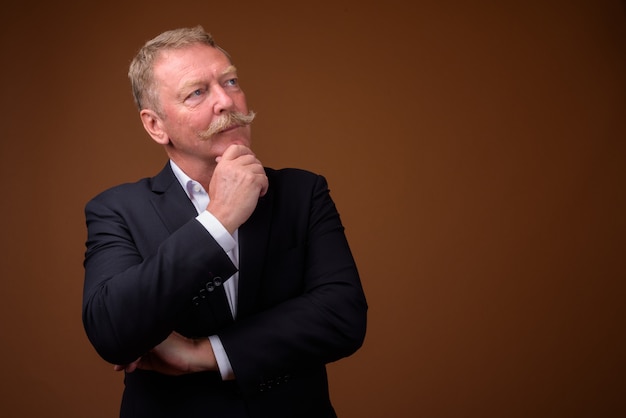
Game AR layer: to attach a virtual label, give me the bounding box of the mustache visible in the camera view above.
[198,110,256,139]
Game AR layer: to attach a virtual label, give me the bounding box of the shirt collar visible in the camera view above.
[169,160,209,214]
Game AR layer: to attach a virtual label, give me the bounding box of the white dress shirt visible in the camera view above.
[170,160,236,380]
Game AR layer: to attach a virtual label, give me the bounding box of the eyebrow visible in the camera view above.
[221,65,238,76]
[177,65,239,99]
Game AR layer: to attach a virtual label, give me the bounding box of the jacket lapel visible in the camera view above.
[149,163,198,234]
[237,187,274,319]
[149,162,234,328]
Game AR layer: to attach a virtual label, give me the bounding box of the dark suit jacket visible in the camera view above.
[82,163,367,418]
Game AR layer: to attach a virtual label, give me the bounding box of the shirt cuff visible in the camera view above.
[208,335,235,380]
[196,211,237,254]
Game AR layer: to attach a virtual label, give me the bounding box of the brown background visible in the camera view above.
[1,0,625,417]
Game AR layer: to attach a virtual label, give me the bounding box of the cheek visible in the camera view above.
[178,112,211,133]
[233,93,249,112]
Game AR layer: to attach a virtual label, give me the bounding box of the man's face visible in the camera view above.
[150,43,252,163]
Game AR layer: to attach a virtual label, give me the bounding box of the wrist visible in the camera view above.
[191,338,218,373]
[205,205,237,235]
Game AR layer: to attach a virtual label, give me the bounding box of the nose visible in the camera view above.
[212,86,234,114]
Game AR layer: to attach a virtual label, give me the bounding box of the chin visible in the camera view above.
[226,133,251,147]
[213,139,250,157]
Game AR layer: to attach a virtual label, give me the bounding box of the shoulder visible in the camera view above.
[85,164,174,207]
[87,177,151,202]
[265,167,327,191]
[262,167,333,214]
[84,179,153,220]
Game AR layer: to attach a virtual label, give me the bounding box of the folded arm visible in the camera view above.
[82,195,237,365]
[218,174,368,389]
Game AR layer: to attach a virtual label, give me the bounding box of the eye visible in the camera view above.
[184,88,206,104]
[225,78,238,87]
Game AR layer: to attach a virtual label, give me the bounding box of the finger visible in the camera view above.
[114,357,142,373]
[235,154,264,168]
[259,170,269,196]
[220,144,254,161]
[259,181,269,197]
[113,363,137,373]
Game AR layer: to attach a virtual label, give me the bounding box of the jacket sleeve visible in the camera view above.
[218,174,368,392]
[82,192,238,365]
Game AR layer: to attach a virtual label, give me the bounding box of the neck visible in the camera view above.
[169,156,215,191]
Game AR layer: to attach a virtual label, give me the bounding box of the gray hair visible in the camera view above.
[128,26,230,114]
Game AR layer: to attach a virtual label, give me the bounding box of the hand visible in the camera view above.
[207,144,268,234]
[113,332,218,376]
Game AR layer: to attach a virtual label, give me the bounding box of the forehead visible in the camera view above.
[153,43,234,85]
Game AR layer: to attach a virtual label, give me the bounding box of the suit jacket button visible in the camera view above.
[206,282,215,292]
[198,288,206,299]
[213,277,223,286]
[192,296,200,306]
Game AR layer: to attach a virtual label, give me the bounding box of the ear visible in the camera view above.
[140,109,169,145]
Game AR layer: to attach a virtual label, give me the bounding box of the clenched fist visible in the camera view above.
[207,144,268,234]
